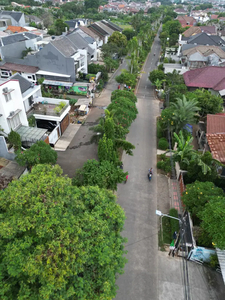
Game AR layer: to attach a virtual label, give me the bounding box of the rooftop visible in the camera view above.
[6,25,28,33]
[183,66,225,90]
[206,133,225,163]
[0,62,39,74]
[207,114,225,134]
[32,97,69,117]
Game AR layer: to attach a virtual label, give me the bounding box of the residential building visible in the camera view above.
[0,32,42,60]
[80,26,103,48]
[25,15,43,26]
[206,114,225,173]
[0,62,39,83]
[178,32,225,56]
[65,19,89,32]
[183,66,225,95]
[88,23,110,44]
[182,26,217,38]
[181,45,225,69]
[5,25,28,34]
[177,16,196,28]
[0,11,26,28]
[0,73,71,146]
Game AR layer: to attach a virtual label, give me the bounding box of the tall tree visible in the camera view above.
[84,0,99,10]
[170,95,200,133]
[0,164,127,299]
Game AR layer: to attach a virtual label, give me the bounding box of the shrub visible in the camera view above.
[158,137,169,150]
[28,115,36,127]
[157,120,164,139]
[8,130,21,151]
[169,208,179,236]
[69,98,77,106]
[157,157,171,173]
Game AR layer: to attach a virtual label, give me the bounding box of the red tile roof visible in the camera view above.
[206,114,225,163]
[6,25,28,33]
[206,134,225,163]
[177,16,196,27]
[207,114,225,134]
[211,14,219,19]
[183,66,225,91]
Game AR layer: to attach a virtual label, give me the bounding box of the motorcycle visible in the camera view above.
[148,172,152,181]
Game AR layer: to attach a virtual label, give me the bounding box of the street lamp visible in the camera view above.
[156,210,181,224]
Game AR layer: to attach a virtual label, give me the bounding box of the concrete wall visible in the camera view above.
[5,43,76,82]
[0,136,16,160]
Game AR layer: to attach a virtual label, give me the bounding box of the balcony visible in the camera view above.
[32,97,70,118]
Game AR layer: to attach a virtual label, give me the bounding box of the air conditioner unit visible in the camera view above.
[3,87,8,93]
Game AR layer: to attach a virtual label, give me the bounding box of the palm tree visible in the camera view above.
[170,95,200,133]
[170,131,221,175]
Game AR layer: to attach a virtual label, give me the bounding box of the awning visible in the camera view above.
[16,126,47,143]
[43,80,73,87]
[78,105,87,111]
[219,89,225,96]
[216,248,225,285]
[36,70,70,78]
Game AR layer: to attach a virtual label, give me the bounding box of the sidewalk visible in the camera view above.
[56,60,129,177]
[157,173,225,299]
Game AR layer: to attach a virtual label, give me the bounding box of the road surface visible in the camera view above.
[115,33,161,300]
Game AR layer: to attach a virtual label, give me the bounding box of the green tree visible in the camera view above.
[182,181,224,217]
[8,130,21,151]
[98,134,118,163]
[108,31,127,48]
[111,90,137,102]
[16,141,57,168]
[122,28,135,40]
[199,195,225,249]
[73,159,126,190]
[185,152,219,184]
[104,57,119,73]
[54,19,69,36]
[170,95,200,133]
[188,89,223,117]
[115,70,136,87]
[101,43,119,59]
[0,164,127,299]
[149,70,165,84]
[84,0,99,11]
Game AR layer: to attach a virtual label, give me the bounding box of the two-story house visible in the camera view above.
[0,73,70,146]
[0,11,26,31]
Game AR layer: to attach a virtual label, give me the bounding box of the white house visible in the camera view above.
[0,73,71,146]
[0,78,28,134]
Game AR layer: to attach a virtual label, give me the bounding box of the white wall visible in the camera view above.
[0,80,28,134]
[23,85,41,112]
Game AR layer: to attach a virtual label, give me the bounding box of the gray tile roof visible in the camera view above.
[76,28,95,44]
[51,37,77,57]
[0,10,23,22]
[1,32,39,46]
[10,73,32,94]
[66,31,94,55]
[187,32,225,46]
[96,21,114,35]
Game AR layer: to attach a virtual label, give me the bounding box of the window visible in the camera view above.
[28,75,32,79]
[28,95,33,106]
[4,93,11,102]
[8,113,21,130]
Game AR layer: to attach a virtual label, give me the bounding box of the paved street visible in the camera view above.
[115,35,161,300]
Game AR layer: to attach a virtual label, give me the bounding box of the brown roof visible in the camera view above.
[80,26,98,40]
[183,26,201,37]
[6,25,28,33]
[207,114,225,134]
[0,62,39,73]
[183,45,225,59]
[206,134,225,163]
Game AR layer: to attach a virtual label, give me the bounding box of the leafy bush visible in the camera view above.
[157,156,171,173]
[8,130,21,151]
[158,137,169,150]
[157,120,164,139]
[28,115,36,127]
[69,98,77,106]
[111,90,137,102]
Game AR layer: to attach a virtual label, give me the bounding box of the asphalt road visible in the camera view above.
[115,34,161,300]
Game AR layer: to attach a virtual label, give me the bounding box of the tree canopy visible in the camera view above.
[108,31,127,48]
[16,141,57,168]
[0,164,127,299]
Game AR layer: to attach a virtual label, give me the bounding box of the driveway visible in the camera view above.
[114,34,161,300]
[56,60,129,177]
